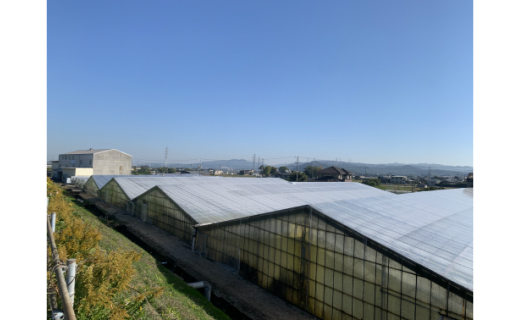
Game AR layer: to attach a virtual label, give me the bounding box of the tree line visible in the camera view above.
[256,165,323,182]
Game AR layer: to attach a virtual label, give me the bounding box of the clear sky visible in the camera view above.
[47,0,473,166]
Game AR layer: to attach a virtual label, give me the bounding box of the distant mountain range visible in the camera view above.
[279,160,472,176]
[145,159,472,177]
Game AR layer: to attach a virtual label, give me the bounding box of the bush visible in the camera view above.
[288,172,308,182]
[47,178,163,319]
[362,179,381,187]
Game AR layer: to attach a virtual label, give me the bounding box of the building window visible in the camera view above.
[89,159,92,165]
[80,160,83,165]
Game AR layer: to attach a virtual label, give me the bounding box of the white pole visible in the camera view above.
[66,259,77,305]
[51,212,56,232]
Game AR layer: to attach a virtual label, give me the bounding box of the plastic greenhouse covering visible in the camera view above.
[88,175,473,319]
[70,176,90,189]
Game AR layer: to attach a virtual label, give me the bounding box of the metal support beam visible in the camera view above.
[191,228,197,252]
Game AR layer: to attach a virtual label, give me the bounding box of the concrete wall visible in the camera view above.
[93,150,132,175]
[74,168,94,176]
[58,154,94,168]
[62,167,94,178]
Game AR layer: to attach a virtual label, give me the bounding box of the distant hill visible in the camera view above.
[276,160,472,177]
[144,159,472,176]
[150,159,256,171]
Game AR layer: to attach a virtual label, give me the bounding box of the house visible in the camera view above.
[316,166,353,182]
[390,176,408,184]
[239,169,253,175]
[427,178,441,186]
[308,176,343,182]
[52,148,132,182]
[276,171,292,179]
[378,175,392,183]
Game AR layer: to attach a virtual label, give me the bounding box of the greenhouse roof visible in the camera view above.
[151,178,393,224]
[313,188,473,291]
[107,176,473,291]
[112,175,214,199]
[93,174,203,190]
[91,175,135,189]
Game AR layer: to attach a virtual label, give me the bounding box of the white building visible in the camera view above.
[52,148,132,181]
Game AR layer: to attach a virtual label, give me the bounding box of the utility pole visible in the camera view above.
[253,154,256,171]
[296,156,299,182]
[199,158,202,175]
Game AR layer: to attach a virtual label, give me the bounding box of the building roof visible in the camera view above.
[112,175,207,199]
[318,166,353,175]
[91,175,133,189]
[151,178,393,225]
[63,149,111,154]
[312,188,473,291]
[62,149,131,156]
[101,175,473,292]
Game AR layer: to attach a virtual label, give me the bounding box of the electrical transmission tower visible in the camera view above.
[164,146,168,169]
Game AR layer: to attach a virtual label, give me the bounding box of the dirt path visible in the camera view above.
[104,209,317,320]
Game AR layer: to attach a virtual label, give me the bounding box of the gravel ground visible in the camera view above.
[94,204,317,320]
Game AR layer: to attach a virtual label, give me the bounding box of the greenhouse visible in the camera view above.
[98,175,205,211]
[70,175,90,189]
[195,188,473,320]
[86,174,186,198]
[88,176,473,319]
[83,175,131,197]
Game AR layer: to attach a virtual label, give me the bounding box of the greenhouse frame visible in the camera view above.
[83,175,130,197]
[89,176,473,320]
[195,190,473,320]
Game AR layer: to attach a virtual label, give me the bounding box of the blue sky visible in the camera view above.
[47,0,473,166]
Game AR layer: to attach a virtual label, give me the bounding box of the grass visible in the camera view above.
[220,174,258,178]
[378,184,415,191]
[65,193,231,320]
